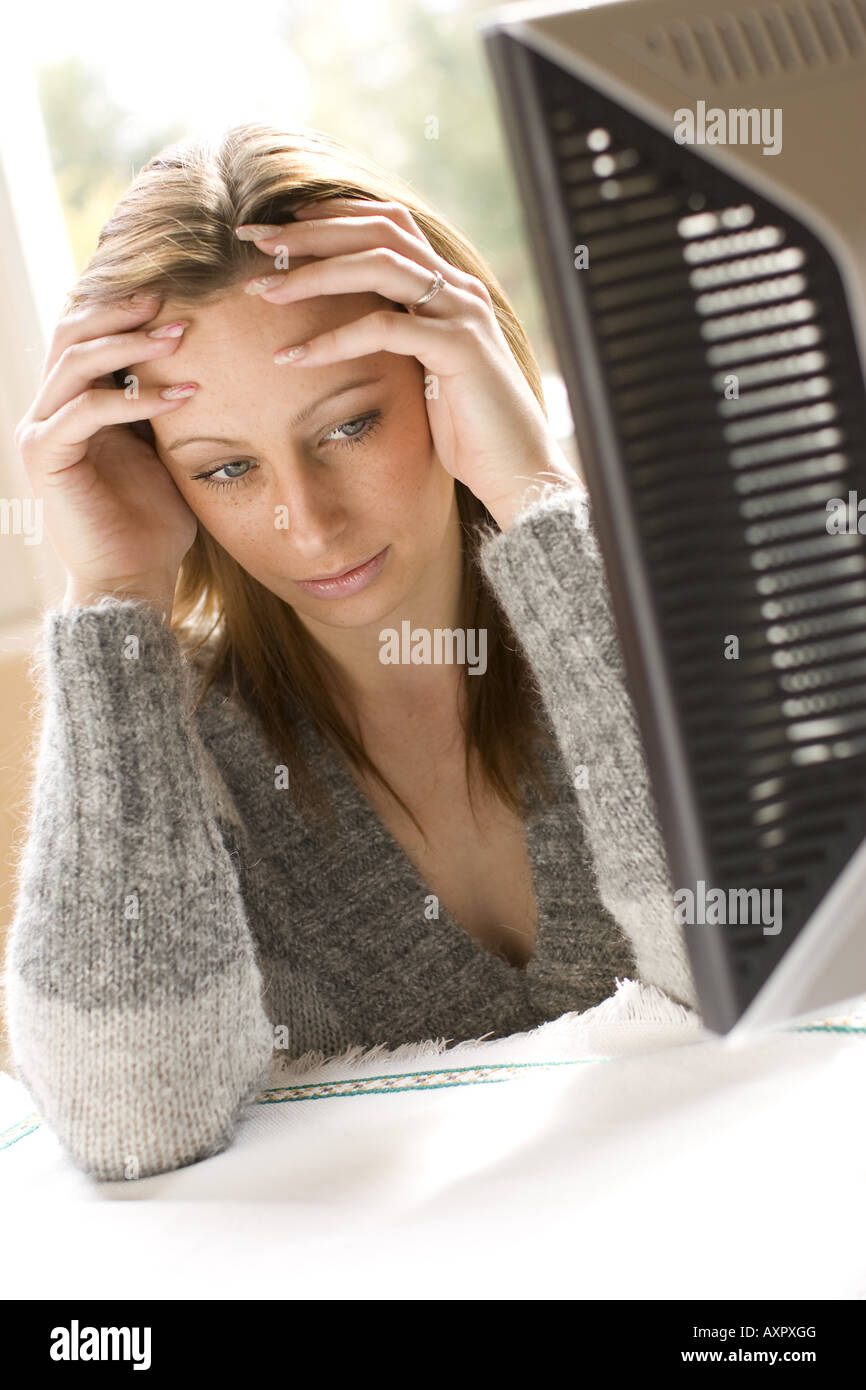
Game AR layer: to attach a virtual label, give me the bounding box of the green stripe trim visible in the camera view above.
[260,1057,605,1104]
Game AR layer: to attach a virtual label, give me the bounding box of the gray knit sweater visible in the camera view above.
[2,485,698,1181]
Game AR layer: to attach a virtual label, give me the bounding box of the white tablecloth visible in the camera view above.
[2,979,865,1300]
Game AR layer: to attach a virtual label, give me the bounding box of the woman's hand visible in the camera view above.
[15,296,201,614]
[236,197,583,530]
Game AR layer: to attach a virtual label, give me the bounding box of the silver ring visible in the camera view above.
[407,269,445,312]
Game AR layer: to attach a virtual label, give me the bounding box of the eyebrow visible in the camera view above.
[162,372,387,453]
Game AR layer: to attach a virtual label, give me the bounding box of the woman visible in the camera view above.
[4,122,697,1181]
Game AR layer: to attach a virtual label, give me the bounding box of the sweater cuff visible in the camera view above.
[41,596,191,698]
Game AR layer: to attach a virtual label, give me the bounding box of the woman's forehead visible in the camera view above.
[130,275,399,384]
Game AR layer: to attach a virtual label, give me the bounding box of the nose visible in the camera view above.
[274,457,350,563]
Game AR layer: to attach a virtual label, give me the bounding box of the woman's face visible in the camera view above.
[129,255,457,638]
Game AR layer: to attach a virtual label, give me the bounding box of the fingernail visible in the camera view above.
[147,320,189,339]
[235,224,285,240]
[274,344,307,364]
[159,383,198,399]
[128,292,160,306]
[244,274,285,294]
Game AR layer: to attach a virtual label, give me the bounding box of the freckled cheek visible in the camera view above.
[183,493,275,555]
[372,432,438,502]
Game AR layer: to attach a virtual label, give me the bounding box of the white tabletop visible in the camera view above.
[2,979,865,1300]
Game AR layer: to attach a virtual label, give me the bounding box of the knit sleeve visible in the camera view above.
[1,598,275,1181]
[476,483,699,1012]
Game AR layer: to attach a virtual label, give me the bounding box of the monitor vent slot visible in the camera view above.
[619,1,866,84]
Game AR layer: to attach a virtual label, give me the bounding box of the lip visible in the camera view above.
[293,545,389,599]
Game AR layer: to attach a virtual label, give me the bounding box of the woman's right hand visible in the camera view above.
[15,294,201,615]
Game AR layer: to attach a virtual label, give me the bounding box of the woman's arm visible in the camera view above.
[476,483,699,1012]
[1,597,275,1181]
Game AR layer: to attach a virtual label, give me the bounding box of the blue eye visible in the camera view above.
[324,411,383,448]
[194,459,255,490]
[192,411,383,490]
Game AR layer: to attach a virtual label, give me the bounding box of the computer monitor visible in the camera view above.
[480,0,866,1036]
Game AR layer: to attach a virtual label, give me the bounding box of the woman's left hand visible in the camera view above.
[235,196,583,530]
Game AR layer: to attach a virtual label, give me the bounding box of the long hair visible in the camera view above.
[61,121,559,838]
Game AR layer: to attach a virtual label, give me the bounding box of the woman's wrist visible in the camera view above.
[484,458,586,531]
[62,577,175,621]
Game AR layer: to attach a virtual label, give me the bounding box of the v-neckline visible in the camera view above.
[298,707,548,975]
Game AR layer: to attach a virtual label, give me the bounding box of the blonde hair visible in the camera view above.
[63,121,559,838]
